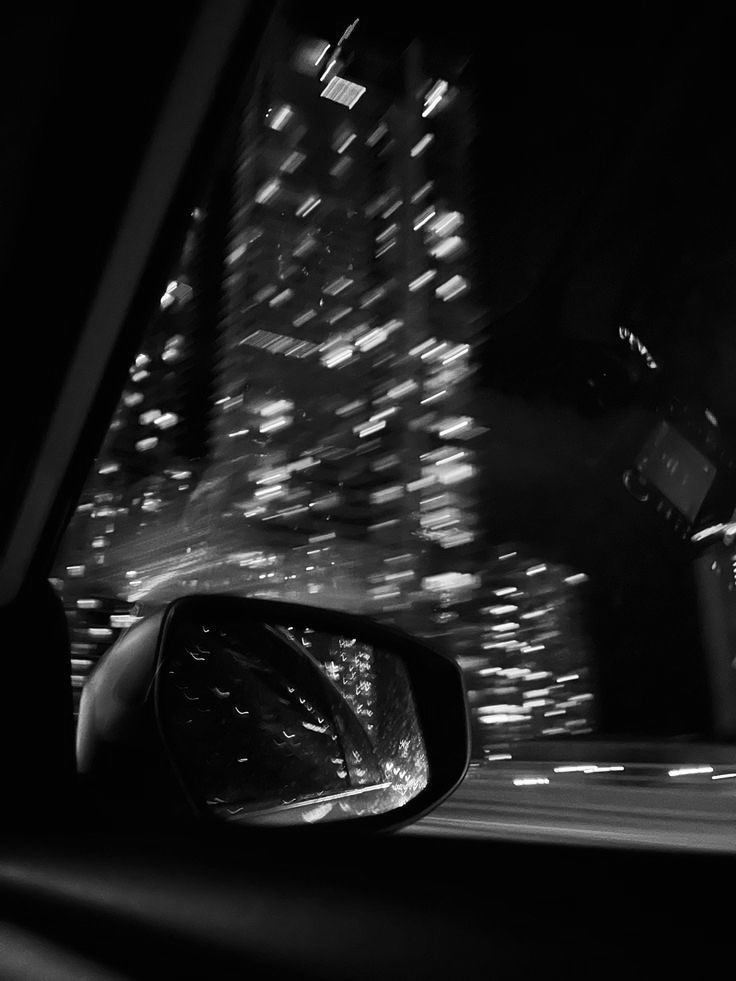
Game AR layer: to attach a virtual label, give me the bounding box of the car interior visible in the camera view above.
[0,2,735,977]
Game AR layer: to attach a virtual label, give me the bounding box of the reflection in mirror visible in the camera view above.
[157,612,429,824]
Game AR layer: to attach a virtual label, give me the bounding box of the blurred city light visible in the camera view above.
[52,7,597,756]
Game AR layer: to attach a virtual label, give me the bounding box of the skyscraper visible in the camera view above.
[51,189,222,695]
[52,4,597,746]
[202,6,484,614]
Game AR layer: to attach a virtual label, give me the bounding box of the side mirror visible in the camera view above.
[78,595,470,831]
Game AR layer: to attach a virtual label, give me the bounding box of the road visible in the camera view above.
[408,759,736,852]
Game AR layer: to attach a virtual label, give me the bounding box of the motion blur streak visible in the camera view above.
[407,761,736,852]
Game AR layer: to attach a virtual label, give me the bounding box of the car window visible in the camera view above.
[51,2,736,846]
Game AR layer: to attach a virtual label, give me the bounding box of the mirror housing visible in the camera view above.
[78,595,470,832]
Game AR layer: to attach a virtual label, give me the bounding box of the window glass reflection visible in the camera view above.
[158,615,428,822]
[51,2,736,844]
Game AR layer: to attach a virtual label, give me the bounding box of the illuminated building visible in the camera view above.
[59,205,214,561]
[51,591,141,716]
[52,5,598,746]
[204,8,484,613]
[51,197,221,682]
[460,547,596,752]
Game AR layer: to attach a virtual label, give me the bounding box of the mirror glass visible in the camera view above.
[156,609,429,824]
